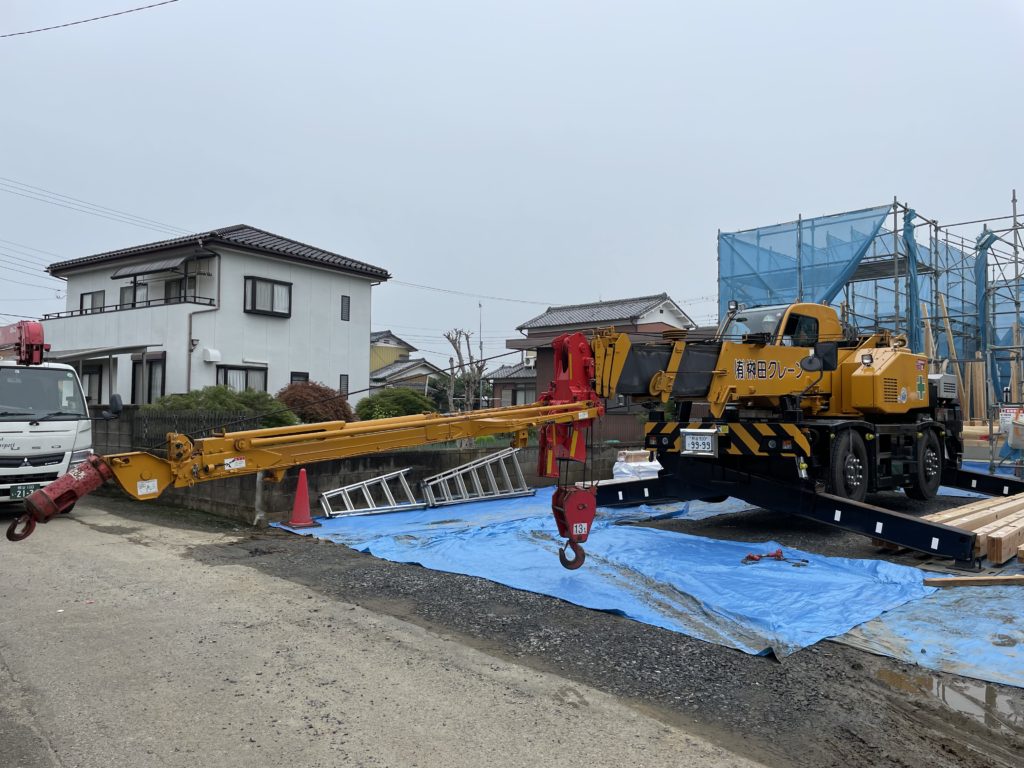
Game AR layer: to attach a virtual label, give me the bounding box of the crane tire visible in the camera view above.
[828,430,869,502]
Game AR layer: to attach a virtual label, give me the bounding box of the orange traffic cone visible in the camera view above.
[286,468,319,528]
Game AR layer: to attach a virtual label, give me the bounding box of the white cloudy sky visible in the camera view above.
[2,0,1022,369]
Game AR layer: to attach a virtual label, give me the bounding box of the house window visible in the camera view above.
[131,352,166,404]
[81,364,102,404]
[340,294,351,321]
[119,283,149,308]
[290,371,309,383]
[338,374,349,395]
[244,277,291,317]
[80,290,105,314]
[217,366,267,392]
[164,276,196,303]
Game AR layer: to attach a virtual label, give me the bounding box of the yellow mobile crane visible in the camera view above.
[9,304,1024,568]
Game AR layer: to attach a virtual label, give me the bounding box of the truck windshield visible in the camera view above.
[722,307,786,341]
[0,368,87,421]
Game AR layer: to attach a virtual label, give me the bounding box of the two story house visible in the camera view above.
[41,225,390,405]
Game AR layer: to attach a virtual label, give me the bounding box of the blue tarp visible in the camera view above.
[838,582,1024,689]
[275,488,932,658]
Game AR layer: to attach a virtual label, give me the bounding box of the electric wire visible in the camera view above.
[0,1,180,38]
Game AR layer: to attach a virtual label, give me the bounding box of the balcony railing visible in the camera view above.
[44,295,216,319]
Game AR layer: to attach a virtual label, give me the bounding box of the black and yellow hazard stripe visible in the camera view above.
[644,421,681,452]
[679,421,810,457]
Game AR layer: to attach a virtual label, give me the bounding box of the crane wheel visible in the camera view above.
[6,514,36,542]
[905,429,942,501]
[828,430,868,502]
[558,541,586,570]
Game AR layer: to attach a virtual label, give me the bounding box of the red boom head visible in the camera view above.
[537,333,603,478]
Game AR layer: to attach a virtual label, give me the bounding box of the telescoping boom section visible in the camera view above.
[12,334,605,568]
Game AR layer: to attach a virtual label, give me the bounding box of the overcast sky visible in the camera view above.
[2,0,1023,370]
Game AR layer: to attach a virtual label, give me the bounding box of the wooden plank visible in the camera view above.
[924,574,1024,587]
[973,509,1024,556]
[987,520,1024,564]
[922,495,1024,524]
[1018,544,1023,563]
[937,498,1024,531]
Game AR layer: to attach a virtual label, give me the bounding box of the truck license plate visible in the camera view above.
[9,484,41,499]
[684,435,713,453]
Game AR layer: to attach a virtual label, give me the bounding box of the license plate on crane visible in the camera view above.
[681,429,718,457]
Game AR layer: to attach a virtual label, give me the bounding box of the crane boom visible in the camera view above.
[11,333,606,567]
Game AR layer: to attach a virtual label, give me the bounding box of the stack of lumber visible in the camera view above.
[923,496,1024,564]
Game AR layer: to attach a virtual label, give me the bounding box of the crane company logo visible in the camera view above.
[733,360,804,381]
[0,439,17,452]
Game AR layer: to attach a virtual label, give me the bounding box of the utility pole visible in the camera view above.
[478,302,484,409]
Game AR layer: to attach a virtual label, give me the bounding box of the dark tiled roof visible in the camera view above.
[370,358,441,380]
[488,362,536,380]
[370,330,415,349]
[48,224,390,280]
[518,293,685,330]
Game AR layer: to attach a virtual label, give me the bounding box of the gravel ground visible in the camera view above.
[36,491,1024,767]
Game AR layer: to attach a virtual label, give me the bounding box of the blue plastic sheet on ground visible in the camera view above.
[836,577,1024,689]
[274,488,933,658]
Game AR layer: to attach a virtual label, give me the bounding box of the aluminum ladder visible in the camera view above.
[319,468,426,518]
[421,447,534,507]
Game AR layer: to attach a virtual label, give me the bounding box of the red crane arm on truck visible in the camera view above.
[0,321,49,366]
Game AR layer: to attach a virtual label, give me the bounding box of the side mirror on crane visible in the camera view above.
[799,342,839,373]
[101,394,123,420]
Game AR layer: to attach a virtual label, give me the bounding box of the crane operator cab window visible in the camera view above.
[724,307,786,343]
[780,313,819,348]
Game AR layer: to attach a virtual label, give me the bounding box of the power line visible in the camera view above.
[389,280,553,306]
[0,180,187,235]
[0,238,64,259]
[1,1,181,39]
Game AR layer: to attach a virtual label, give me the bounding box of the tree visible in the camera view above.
[142,386,298,428]
[428,372,493,413]
[443,328,486,411]
[275,381,355,423]
[355,388,436,420]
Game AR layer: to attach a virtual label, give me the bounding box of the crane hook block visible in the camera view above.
[552,485,596,570]
[13,456,115,540]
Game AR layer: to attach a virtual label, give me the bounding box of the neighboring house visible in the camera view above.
[504,293,695,442]
[489,360,537,407]
[370,330,416,371]
[41,225,390,405]
[369,357,443,395]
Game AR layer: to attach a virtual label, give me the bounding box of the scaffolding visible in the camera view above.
[718,192,1024,422]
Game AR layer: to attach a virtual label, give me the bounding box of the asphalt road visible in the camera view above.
[0,499,760,768]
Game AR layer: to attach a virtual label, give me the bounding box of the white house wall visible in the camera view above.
[43,244,377,404]
[192,247,373,400]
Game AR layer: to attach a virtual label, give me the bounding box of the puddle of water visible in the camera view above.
[876,668,1024,737]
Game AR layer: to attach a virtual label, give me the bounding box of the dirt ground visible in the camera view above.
[76,489,1023,768]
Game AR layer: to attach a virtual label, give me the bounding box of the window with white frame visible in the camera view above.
[244,277,291,317]
[217,366,267,392]
[340,294,351,321]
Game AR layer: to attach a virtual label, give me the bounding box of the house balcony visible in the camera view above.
[43,295,217,319]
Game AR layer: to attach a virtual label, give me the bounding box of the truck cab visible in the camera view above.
[0,360,93,504]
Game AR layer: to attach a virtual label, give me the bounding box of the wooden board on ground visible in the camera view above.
[922,495,1024,526]
[986,520,1024,564]
[924,574,1024,587]
[1018,544,1024,563]
[972,509,1024,556]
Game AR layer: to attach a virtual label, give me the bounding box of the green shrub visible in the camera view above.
[142,386,298,428]
[356,388,436,420]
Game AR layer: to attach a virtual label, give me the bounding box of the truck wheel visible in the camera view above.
[905,429,942,501]
[829,430,868,502]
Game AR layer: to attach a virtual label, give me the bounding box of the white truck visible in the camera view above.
[0,322,94,504]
